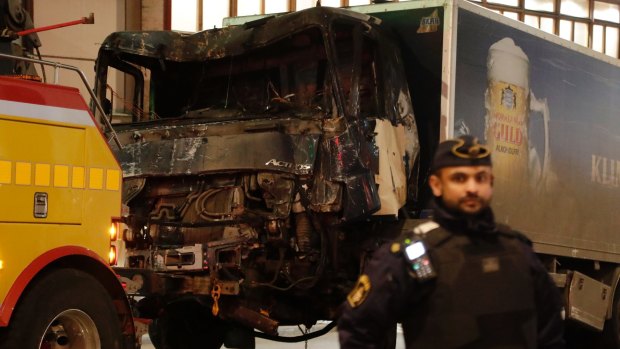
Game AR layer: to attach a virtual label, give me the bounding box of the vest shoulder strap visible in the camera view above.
[495,223,533,247]
[408,220,453,249]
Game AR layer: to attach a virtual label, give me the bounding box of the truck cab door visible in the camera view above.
[327,20,418,218]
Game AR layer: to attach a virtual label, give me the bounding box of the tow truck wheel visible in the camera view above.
[0,268,124,349]
[40,309,101,348]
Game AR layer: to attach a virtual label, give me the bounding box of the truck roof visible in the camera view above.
[98,7,376,62]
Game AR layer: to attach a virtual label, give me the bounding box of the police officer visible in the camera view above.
[338,135,565,349]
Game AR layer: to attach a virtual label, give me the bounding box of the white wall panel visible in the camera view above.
[33,0,125,105]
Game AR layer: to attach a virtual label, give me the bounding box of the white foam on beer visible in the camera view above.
[487,37,529,90]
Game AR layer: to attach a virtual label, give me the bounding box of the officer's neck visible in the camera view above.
[431,198,496,235]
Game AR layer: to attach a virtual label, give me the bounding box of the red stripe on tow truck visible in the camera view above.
[0,76,89,111]
[0,246,111,327]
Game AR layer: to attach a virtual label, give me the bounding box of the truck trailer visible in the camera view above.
[94,0,620,347]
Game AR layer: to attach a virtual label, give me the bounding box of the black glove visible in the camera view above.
[0,28,18,41]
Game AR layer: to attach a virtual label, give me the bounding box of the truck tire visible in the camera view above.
[151,299,227,349]
[0,268,124,349]
[601,287,620,349]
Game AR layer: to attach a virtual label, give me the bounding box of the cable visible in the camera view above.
[252,321,337,343]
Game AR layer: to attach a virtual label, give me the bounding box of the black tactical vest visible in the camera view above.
[401,223,537,349]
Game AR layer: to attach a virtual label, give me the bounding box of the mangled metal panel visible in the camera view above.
[116,130,319,178]
[100,8,376,62]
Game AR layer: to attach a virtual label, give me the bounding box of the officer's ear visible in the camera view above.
[429,173,443,197]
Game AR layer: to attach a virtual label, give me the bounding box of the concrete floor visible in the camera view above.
[139,323,598,349]
[140,323,406,349]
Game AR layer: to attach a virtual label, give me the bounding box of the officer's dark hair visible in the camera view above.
[430,135,492,174]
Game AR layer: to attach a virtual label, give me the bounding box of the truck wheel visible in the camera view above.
[152,299,227,349]
[0,268,124,349]
[602,287,620,349]
[147,318,163,349]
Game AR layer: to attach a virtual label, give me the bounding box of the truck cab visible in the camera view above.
[94,6,418,347]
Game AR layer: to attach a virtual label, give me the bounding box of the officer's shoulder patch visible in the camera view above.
[347,274,372,308]
[390,242,402,254]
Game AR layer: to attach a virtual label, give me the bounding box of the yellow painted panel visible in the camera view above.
[0,118,86,222]
[35,163,51,186]
[0,160,10,183]
[54,165,69,187]
[89,168,103,190]
[46,188,84,223]
[72,167,85,188]
[0,186,35,221]
[0,119,84,165]
[106,169,120,191]
[15,162,31,185]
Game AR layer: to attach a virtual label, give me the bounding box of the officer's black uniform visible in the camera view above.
[338,136,565,349]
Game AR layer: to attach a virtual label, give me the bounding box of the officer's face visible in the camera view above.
[429,166,494,215]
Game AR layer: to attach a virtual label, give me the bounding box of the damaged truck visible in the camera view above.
[94,0,620,348]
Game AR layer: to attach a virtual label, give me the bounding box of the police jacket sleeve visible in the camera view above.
[524,245,566,349]
[338,242,414,349]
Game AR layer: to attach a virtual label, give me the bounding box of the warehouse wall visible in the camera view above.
[32,0,123,101]
[32,0,165,112]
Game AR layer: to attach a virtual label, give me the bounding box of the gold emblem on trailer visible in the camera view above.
[347,274,372,308]
[417,9,441,34]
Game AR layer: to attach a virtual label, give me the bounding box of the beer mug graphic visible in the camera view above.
[484,38,550,200]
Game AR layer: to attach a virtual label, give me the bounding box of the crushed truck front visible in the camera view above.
[95,6,418,344]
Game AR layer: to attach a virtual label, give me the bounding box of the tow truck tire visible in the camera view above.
[0,268,124,349]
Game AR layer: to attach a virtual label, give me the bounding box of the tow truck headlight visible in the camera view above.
[109,221,119,241]
[109,219,121,265]
[109,246,117,265]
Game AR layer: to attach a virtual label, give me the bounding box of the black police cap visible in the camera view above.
[431,135,492,172]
